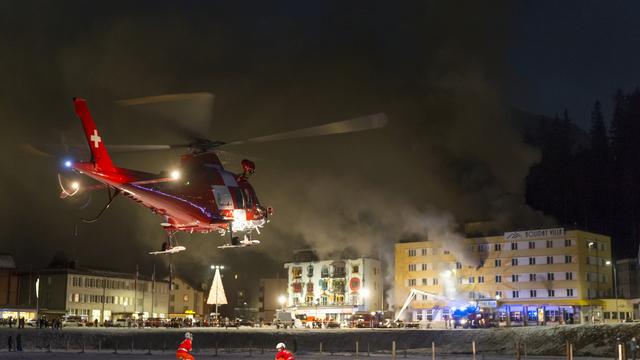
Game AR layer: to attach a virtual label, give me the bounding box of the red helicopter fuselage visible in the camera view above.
[69,98,268,235]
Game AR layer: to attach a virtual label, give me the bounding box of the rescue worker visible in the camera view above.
[176,332,194,360]
[275,342,294,360]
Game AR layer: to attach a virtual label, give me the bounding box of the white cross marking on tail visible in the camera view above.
[90,129,101,148]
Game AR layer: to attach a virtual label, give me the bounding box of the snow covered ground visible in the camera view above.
[0,323,637,358]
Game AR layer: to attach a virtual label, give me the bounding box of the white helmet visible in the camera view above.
[185,332,193,340]
[276,342,286,350]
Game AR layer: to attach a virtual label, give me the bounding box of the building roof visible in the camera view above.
[284,256,380,266]
[38,266,169,283]
[0,254,16,269]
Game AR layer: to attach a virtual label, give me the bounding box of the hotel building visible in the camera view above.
[395,228,632,325]
[283,257,383,321]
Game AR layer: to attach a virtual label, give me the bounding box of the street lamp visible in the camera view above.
[588,241,597,324]
[606,260,620,322]
[277,295,287,311]
[210,265,225,324]
[360,288,370,308]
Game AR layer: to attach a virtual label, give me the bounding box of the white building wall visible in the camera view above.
[284,257,383,318]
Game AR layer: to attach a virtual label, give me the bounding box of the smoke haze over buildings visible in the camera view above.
[0,1,554,295]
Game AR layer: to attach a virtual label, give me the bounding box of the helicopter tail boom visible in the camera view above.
[73,98,117,173]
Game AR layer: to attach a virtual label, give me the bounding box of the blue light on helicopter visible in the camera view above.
[64,160,72,168]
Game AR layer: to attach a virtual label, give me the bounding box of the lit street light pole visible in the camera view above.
[588,241,595,324]
[606,260,619,322]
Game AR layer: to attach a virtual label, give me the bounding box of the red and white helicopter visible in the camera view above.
[44,95,386,254]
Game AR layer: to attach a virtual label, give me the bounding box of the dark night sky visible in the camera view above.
[509,1,640,126]
[1,1,639,295]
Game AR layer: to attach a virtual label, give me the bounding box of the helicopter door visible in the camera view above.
[212,185,234,210]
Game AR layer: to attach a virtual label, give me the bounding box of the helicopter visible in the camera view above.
[47,95,387,254]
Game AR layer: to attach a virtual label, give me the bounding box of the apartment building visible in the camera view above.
[166,275,205,318]
[284,257,383,321]
[395,228,631,325]
[21,266,170,322]
[258,278,287,322]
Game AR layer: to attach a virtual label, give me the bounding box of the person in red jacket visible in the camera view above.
[275,342,294,360]
[176,332,194,360]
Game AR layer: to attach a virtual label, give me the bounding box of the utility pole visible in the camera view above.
[152,265,156,317]
[101,277,106,324]
[134,265,139,318]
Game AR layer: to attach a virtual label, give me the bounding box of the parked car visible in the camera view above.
[113,319,128,327]
[274,311,295,329]
[144,318,165,328]
[326,319,341,328]
[235,318,254,327]
[62,316,84,327]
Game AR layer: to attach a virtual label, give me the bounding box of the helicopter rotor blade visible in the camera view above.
[117,92,214,141]
[106,144,190,152]
[20,143,56,157]
[223,113,388,147]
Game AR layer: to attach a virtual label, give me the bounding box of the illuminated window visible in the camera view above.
[292,267,302,278]
[321,266,329,278]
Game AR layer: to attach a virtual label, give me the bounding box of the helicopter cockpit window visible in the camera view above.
[243,188,254,208]
[230,187,245,209]
[212,185,234,210]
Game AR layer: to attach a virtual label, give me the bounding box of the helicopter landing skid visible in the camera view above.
[149,245,186,255]
[149,230,185,255]
[218,235,260,249]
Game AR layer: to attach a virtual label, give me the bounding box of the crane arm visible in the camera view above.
[394,288,449,321]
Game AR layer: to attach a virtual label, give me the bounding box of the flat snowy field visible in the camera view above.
[0,324,637,358]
